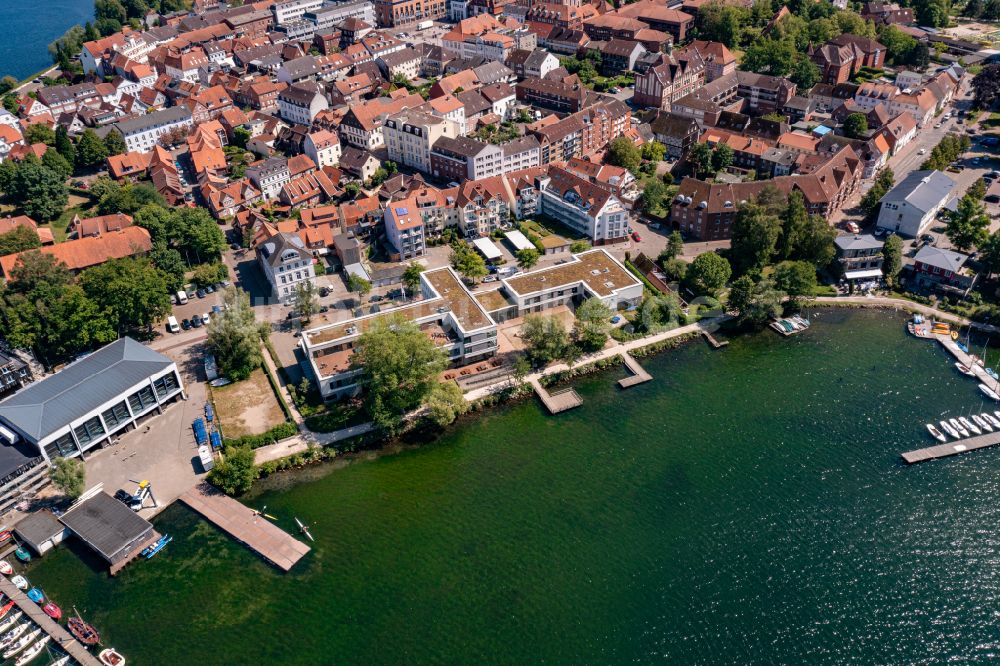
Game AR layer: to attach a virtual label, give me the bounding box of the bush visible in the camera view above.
[304,404,366,433]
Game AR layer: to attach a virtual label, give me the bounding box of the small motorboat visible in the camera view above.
[41,603,60,621]
[14,549,30,564]
[926,423,947,442]
[99,647,126,666]
[68,617,100,646]
[956,362,977,376]
[0,622,29,649]
[142,534,172,559]
[25,588,42,604]
[972,414,992,432]
[960,416,981,435]
[0,560,13,576]
[941,420,960,439]
[950,418,970,437]
[0,610,22,635]
[10,576,26,591]
[987,413,1000,429]
[14,634,49,666]
[2,627,40,659]
[0,601,15,621]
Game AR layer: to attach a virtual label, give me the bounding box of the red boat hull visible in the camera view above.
[0,601,13,619]
[42,604,61,621]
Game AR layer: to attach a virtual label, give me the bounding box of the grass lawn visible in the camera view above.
[211,368,286,438]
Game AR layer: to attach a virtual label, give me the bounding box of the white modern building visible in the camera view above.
[304,129,342,168]
[876,170,957,238]
[273,0,324,24]
[111,106,193,153]
[300,266,498,400]
[538,166,629,244]
[257,231,316,301]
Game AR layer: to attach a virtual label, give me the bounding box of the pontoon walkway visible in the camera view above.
[179,482,310,571]
[0,575,101,666]
[901,430,1000,463]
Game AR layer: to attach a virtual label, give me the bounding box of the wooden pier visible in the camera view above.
[530,378,583,414]
[0,576,101,666]
[701,330,728,349]
[902,430,1000,464]
[934,333,1000,392]
[618,353,652,388]
[179,482,310,571]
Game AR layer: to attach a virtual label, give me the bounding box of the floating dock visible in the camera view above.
[0,576,101,666]
[179,482,310,571]
[530,378,583,413]
[618,353,652,388]
[901,430,1000,464]
[934,333,1000,392]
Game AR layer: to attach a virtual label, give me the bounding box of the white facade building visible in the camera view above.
[112,106,193,153]
[257,232,316,300]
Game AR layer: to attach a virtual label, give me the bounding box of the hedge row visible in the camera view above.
[223,421,298,450]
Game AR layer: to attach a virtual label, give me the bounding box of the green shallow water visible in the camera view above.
[27,309,1000,665]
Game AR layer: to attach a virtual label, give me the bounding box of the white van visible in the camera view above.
[176,290,188,304]
[167,316,180,333]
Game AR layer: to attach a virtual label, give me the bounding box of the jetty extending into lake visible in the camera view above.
[618,354,652,389]
[0,576,101,666]
[180,482,310,571]
[530,378,583,414]
[901,430,1000,463]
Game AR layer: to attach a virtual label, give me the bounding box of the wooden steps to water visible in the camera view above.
[179,482,310,571]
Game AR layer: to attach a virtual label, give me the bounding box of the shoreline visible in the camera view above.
[247,325,714,490]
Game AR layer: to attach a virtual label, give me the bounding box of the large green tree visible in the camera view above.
[49,457,85,498]
[728,275,785,327]
[607,137,641,174]
[728,202,780,276]
[80,257,171,334]
[75,129,109,171]
[521,314,569,367]
[573,297,613,351]
[946,194,990,252]
[7,159,68,221]
[208,445,257,496]
[207,288,263,382]
[0,226,41,256]
[773,260,817,297]
[450,243,488,283]
[684,252,732,296]
[351,314,448,432]
[844,113,869,139]
[882,234,903,287]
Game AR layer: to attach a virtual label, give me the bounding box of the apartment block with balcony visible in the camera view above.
[301,267,498,401]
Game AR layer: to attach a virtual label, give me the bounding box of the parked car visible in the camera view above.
[196,288,206,299]
[204,285,215,293]
[370,294,385,302]
[631,231,641,242]
[918,148,927,155]
[191,316,203,328]
[846,222,860,234]
[319,287,330,297]
[483,275,497,283]
[920,234,935,243]
[200,313,210,325]
[319,305,330,313]
[986,194,1000,203]
[181,318,191,330]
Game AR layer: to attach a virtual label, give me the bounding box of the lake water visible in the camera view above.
[28,309,1000,664]
[0,0,93,80]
